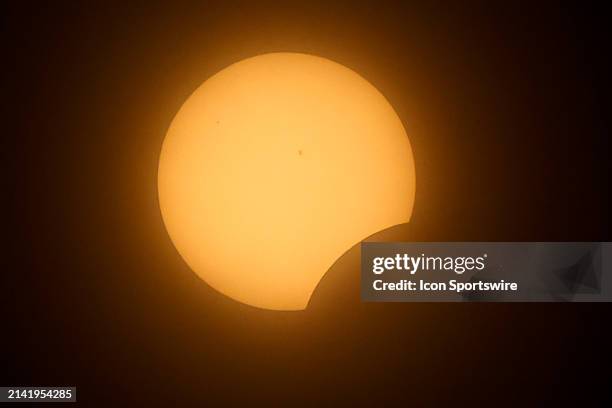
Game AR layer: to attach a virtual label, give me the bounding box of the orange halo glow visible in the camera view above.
[158,53,415,310]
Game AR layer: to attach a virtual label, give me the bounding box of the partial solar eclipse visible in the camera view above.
[158,53,415,310]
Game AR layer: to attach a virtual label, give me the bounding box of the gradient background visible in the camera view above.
[3,1,611,406]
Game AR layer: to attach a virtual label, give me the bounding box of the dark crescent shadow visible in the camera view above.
[306,217,439,312]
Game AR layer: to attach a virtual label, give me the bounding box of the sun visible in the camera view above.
[158,53,415,310]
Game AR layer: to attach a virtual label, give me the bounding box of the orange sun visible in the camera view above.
[158,53,415,310]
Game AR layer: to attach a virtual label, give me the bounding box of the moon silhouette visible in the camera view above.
[158,53,415,310]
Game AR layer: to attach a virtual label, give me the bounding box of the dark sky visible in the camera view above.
[3,1,611,406]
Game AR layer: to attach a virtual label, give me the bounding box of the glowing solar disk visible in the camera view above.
[158,53,415,310]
